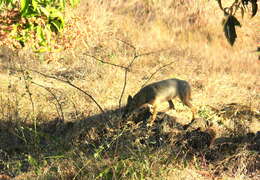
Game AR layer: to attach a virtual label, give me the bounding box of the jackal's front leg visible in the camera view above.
[148,105,157,126]
[161,100,175,112]
[191,107,197,120]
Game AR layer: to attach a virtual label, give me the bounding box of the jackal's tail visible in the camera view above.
[178,81,192,103]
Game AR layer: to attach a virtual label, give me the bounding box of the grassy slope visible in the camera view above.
[0,0,259,179]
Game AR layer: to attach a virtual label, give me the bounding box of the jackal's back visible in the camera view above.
[133,78,188,106]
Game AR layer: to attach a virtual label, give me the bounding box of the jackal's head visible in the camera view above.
[123,95,136,118]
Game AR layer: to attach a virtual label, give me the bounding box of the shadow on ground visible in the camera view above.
[0,103,259,178]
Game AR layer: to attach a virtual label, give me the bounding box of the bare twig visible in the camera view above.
[118,46,170,108]
[118,49,138,108]
[64,81,104,113]
[118,70,129,108]
[20,68,35,115]
[85,39,171,108]
[15,59,36,134]
[26,68,105,113]
[31,81,65,122]
[84,53,128,70]
[141,61,175,88]
[115,38,136,51]
[15,58,39,143]
[216,0,224,11]
[136,48,169,57]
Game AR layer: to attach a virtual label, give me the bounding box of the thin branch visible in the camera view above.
[128,48,170,68]
[25,68,68,83]
[26,68,105,113]
[141,61,175,88]
[115,38,136,51]
[20,68,35,115]
[216,0,224,11]
[118,70,129,108]
[65,81,104,113]
[84,53,127,70]
[31,81,65,122]
[84,39,171,108]
[118,47,171,108]
[118,53,138,108]
[136,48,170,58]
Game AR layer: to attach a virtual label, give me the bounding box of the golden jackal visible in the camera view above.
[124,78,196,125]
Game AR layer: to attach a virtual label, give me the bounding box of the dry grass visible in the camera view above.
[0,0,259,179]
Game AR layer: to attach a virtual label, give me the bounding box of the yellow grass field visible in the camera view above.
[0,0,259,179]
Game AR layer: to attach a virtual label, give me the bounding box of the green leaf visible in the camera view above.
[28,155,38,167]
[20,0,30,16]
[49,8,64,21]
[31,0,38,11]
[50,19,63,32]
[0,0,4,7]
[36,26,45,41]
[44,25,52,43]
[97,167,113,179]
[60,0,65,9]
[70,0,80,7]
[48,8,65,32]
[34,46,49,53]
[0,0,15,7]
[39,6,50,17]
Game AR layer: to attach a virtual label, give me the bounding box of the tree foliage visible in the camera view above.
[0,0,80,52]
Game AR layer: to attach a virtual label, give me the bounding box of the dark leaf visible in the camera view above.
[240,7,244,18]
[19,40,25,47]
[223,15,241,46]
[242,0,249,6]
[230,15,241,27]
[250,0,258,17]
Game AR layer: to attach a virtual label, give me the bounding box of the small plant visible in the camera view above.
[197,105,224,127]
[97,156,155,179]
[27,155,41,175]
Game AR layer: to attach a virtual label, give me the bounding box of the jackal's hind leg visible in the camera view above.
[168,100,175,110]
[191,107,197,121]
[181,98,197,121]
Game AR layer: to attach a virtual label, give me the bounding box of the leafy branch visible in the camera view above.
[216,0,258,46]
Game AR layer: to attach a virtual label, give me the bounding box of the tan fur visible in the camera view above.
[125,78,196,125]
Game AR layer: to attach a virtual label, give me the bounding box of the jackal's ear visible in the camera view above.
[127,95,133,104]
